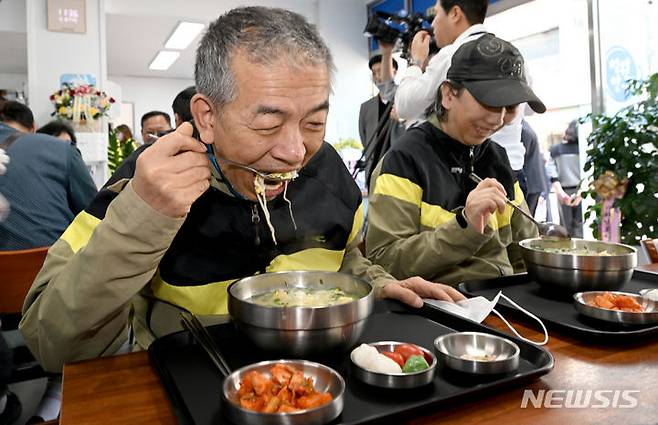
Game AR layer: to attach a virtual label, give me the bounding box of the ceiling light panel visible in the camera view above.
[149,51,180,71]
[165,22,205,50]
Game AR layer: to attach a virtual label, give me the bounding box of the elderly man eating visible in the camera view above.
[20,6,463,373]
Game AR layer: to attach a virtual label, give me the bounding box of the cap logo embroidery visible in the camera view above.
[498,56,524,78]
[476,36,505,57]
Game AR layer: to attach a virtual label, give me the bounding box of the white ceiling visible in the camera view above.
[105,0,321,79]
[106,14,201,79]
[0,0,366,79]
[0,0,528,79]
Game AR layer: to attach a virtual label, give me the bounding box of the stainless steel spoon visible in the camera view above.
[216,156,298,183]
[149,126,298,183]
[468,173,570,239]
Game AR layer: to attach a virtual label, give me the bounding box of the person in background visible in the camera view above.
[397,0,527,176]
[0,100,36,133]
[520,120,547,216]
[0,102,97,250]
[37,120,77,145]
[115,124,135,144]
[547,120,583,237]
[140,111,172,143]
[358,42,405,188]
[395,0,488,126]
[172,86,197,128]
[367,34,544,285]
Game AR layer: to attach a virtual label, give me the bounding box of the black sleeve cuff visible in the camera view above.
[455,207,468,229]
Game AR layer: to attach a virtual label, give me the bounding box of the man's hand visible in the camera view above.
[410,31,431,67]
[570,193,582,206]
[556,188,582,206]
[132,122,211,218]
[380,276,466,308]
[464,178,508,234]
[379,41,395,56]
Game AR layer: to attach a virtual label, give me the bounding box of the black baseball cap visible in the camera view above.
[446,34,546,113]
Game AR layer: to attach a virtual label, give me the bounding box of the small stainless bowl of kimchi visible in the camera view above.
[222,359,344,425]
[573,291,658,324]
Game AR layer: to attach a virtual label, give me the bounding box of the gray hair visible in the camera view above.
[195,6,335,109]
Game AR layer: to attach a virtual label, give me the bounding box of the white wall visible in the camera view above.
[0,0,26,32]
[109,75,194,142]
[317,0,372,144]
[0,73,27,91]
[26,0,106,125]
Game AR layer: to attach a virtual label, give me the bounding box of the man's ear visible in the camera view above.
[190,93,216,145]
[450,5,463,24]
[440,83,453,111]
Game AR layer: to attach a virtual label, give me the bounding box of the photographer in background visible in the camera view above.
[358,41,405,188]
[396,0,529,178]
[395,0,488,127]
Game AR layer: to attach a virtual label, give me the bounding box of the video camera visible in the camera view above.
[364,10,435,59]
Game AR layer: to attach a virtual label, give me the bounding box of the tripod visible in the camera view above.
[352,101,395,189]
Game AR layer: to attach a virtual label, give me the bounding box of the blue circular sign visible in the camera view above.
[605,46,638,102]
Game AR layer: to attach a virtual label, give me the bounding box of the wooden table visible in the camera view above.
[637,263,658,274]
[60,315,658,425]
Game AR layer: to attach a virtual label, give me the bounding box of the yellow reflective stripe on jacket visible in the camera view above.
[373,174,527,231]
[60,211,101,253]
[373,173,422,205]
[151,248,345,314]
[347,202,365,244]
[488,182,525,230]
[150,272,234,315]
[374,173,455,228]
[150,202,361,314]
[266,248,344,273]
[420,203,455,228]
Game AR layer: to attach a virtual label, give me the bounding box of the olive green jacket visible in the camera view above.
[366,119,538,285]
[20,143,392,373]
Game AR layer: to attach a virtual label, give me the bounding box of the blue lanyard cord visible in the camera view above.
[188,119,248,201]
[205,143,248,201]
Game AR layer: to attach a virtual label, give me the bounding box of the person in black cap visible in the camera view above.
[366,34,545,285]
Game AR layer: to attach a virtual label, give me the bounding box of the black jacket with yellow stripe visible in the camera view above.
[366,117,538,285]
[20,142,391,372]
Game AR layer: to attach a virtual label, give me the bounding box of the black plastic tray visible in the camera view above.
[457,270,658,341]
[148,301,553,425]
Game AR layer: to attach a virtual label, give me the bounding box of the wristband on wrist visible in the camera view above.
[410,58,423,68]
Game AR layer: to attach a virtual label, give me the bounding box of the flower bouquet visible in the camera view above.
[50,83,115,133]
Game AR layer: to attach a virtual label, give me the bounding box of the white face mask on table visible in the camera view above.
[424,292,549,346]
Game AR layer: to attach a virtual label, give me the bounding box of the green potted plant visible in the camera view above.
[107,127,136,174]
[583,73,658,244]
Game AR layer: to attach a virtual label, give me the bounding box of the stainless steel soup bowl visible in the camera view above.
[222,359,345,425]
[228,271,374,356]
[434,332,520,375]
[520,238,637,294]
